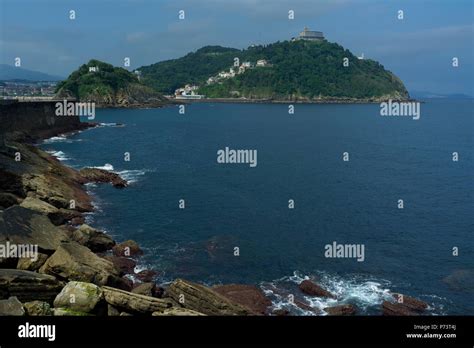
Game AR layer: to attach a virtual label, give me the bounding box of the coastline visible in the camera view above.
[172,97,420,105]
[0,101,432,316]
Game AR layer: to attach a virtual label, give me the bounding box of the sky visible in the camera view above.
[0,0,473,94]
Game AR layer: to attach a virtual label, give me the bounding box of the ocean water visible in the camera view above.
[41,100,473,315]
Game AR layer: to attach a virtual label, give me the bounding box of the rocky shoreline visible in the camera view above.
[0,101,430,316]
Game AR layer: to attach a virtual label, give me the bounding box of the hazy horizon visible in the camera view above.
[1,0,473,95]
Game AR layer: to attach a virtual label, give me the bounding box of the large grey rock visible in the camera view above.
[0,269,64,303]
[17,252,49,271]
[0,296,25,315]
[167,279,251,316]
[102,286,173,314]
[0,205,70,253]
[152,308,206,316]
[39,241,120,286]
[53,281,103,313]
[20,197,58,215]
[72,224,115,252]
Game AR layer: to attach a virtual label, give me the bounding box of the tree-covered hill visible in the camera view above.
[55,60,169,107]
[138,40,409,100]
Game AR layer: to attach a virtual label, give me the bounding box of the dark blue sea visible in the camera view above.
[41,100,473,315]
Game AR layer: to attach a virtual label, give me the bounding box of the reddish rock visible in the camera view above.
[70,216,85,225]
[382,301,420,316]
[299,280,335,298]
[79,168,127,188]
[272,309,290,316]
[135,270,157,282]
[132,282,156,297]
[391,293,428,312]
[324,304,356,316]
[112,240,143,258]
[102,256,136,275]
[213,284,272,315]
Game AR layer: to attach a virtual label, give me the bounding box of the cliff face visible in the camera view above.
[0,100,87,141]
[0,101,93,212]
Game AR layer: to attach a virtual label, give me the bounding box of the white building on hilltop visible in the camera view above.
[294,27,325,41]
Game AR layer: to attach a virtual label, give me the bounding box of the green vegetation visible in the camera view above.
[56,59,167,105]
[139,41,408,100]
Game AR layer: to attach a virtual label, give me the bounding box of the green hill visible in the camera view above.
[55,60,169,107]
[138,40,409,101]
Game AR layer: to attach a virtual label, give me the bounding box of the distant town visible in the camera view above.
[0,81,57,100]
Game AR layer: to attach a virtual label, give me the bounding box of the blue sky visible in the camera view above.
[0,0,472,94]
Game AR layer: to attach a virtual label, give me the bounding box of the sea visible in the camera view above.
[40,99,473,315]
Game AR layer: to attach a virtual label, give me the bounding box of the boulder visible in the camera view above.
[0,206,70,253]
[135,270,157,282]
[324,304,356,316]
[167,279,251,316]
[391,293,428,312]
[39,241,120,286]
[382,301,420,316]
[101,286,173,314]
[112,240,143,257]
[23,301,52,316]
[48,208,83,226]
[17,252,49,271]
[299,280,335,298]
[0,269,64,303]
[72,224,115,252]
[152,308,206,316]
[79,168,127,188]
[102,256,136,275]
[272,309,290,316]
[53,281,104,313]
[20,196,58,215]
[213,284,272,315]
[132,282,156,297]
[0,296,25,316]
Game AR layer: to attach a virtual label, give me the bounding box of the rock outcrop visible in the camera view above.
[101,286,173,314]
[0,269,64,303]
[112,240,143,257]
[167,279,251,316]
[0,205,70,253]
[39,241,120,286]
[79,168,127,188]
[382,293,428,316]
[213,284,272,315]
[324,304,356,316]
[0,296,25,316]
[299,279,335,299]
[72,224,115,252]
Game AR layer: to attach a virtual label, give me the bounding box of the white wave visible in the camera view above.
[43,135,82,144]
[43,136,67,144]
[262,271,393,315]
[46,150,70,161]
[91,163,114,171]
[99,122,124,127]
[116,169,149,184]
